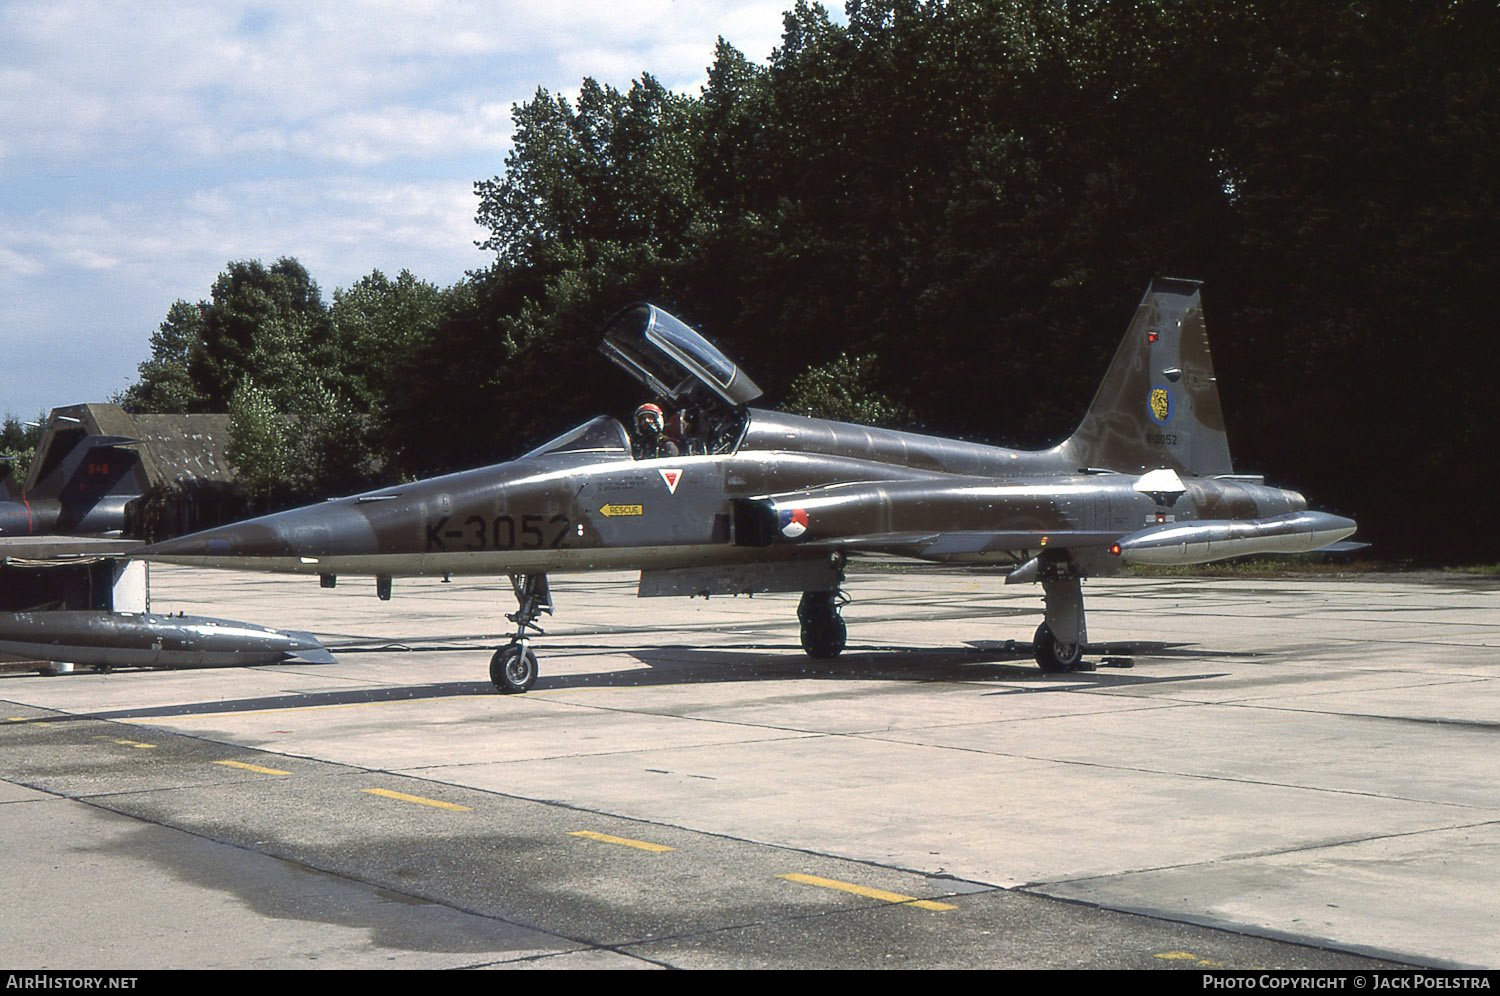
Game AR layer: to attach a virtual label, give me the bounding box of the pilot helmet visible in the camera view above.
[634,403,665,435]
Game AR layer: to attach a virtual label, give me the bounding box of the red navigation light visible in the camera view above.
[1109,543,1122,556]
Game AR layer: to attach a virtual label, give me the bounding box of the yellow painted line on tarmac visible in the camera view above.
[778,873,958,911]
[1155,951,1225,966]
[214,760,291,776]
[568,830,675,852]
[120,695,522,724]
[92,735,157,749]
[362,787,471,812]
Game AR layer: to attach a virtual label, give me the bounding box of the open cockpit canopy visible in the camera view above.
[599,304,762,408]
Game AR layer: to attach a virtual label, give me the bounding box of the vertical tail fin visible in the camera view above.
[30,435,143,499]
[1060,278,1233,476]
[30,435,146,533]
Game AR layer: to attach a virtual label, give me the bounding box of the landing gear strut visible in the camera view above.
[1034,570,1092,673]
[490,573,552,693]
[798,580,848,659]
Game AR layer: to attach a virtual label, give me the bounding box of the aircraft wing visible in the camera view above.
[0,536,144,562]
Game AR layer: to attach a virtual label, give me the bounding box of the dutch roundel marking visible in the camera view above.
[779,508,808,539]
[1149,386,1173,424]
[659,468,682,494]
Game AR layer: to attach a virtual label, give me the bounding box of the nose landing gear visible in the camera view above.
[490,573,552,693]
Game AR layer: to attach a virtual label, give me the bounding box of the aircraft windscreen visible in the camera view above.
[524,417,631,459]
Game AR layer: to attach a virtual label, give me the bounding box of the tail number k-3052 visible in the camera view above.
[425,514,571,552]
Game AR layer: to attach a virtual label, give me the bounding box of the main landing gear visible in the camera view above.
[1033,570,1093,673]
[1033,621,1085,672]
[798,590,848,659]
[490,573,552,693]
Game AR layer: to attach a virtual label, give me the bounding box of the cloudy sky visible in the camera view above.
[0,0,796,419]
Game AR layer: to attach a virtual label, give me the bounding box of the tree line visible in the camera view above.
[109,1,1497,562]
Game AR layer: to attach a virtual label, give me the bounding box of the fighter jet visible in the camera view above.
[0,433,145,537]
[138,279,1357,692]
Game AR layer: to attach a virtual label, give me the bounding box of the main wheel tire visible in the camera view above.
[1033,622,1084,673]
[490,643,538,693]
[801,612,847,658]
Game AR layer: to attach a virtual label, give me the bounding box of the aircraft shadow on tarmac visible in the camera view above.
[620,641,1238,693]
[74,640,1245,722]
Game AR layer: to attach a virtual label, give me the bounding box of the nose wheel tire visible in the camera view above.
[1033,622,1085,673]
[491,643,538,693]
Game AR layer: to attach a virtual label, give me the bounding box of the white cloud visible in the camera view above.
[0,0,799,416]
[1,0,788,172]
[0,174,489,415]
[5,176,485,290]
[284,102,517,166]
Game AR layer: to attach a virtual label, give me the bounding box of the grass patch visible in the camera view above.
[850,554,1500,579]
[1442,563,1500,576]
[1121,556,1384,578]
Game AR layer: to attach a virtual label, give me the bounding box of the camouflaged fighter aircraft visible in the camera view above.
[137,278,1358,692]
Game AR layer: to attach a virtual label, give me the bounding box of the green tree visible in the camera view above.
[328,269,447,416]
[0,413,44,492]
[123,259,460,500]
[118,301,209,413]
[225,378,293,506]
[121,259,334,415]
[782,354,911,426]
[188,258,333,412]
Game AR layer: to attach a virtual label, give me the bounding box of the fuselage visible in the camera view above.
[137,409,1310,577]
[0,497,61,536]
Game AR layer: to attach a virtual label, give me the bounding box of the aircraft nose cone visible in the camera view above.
[136,519,297,563]
[136,501,382,567]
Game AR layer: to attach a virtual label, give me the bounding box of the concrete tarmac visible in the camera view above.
[1,564,1496,969]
